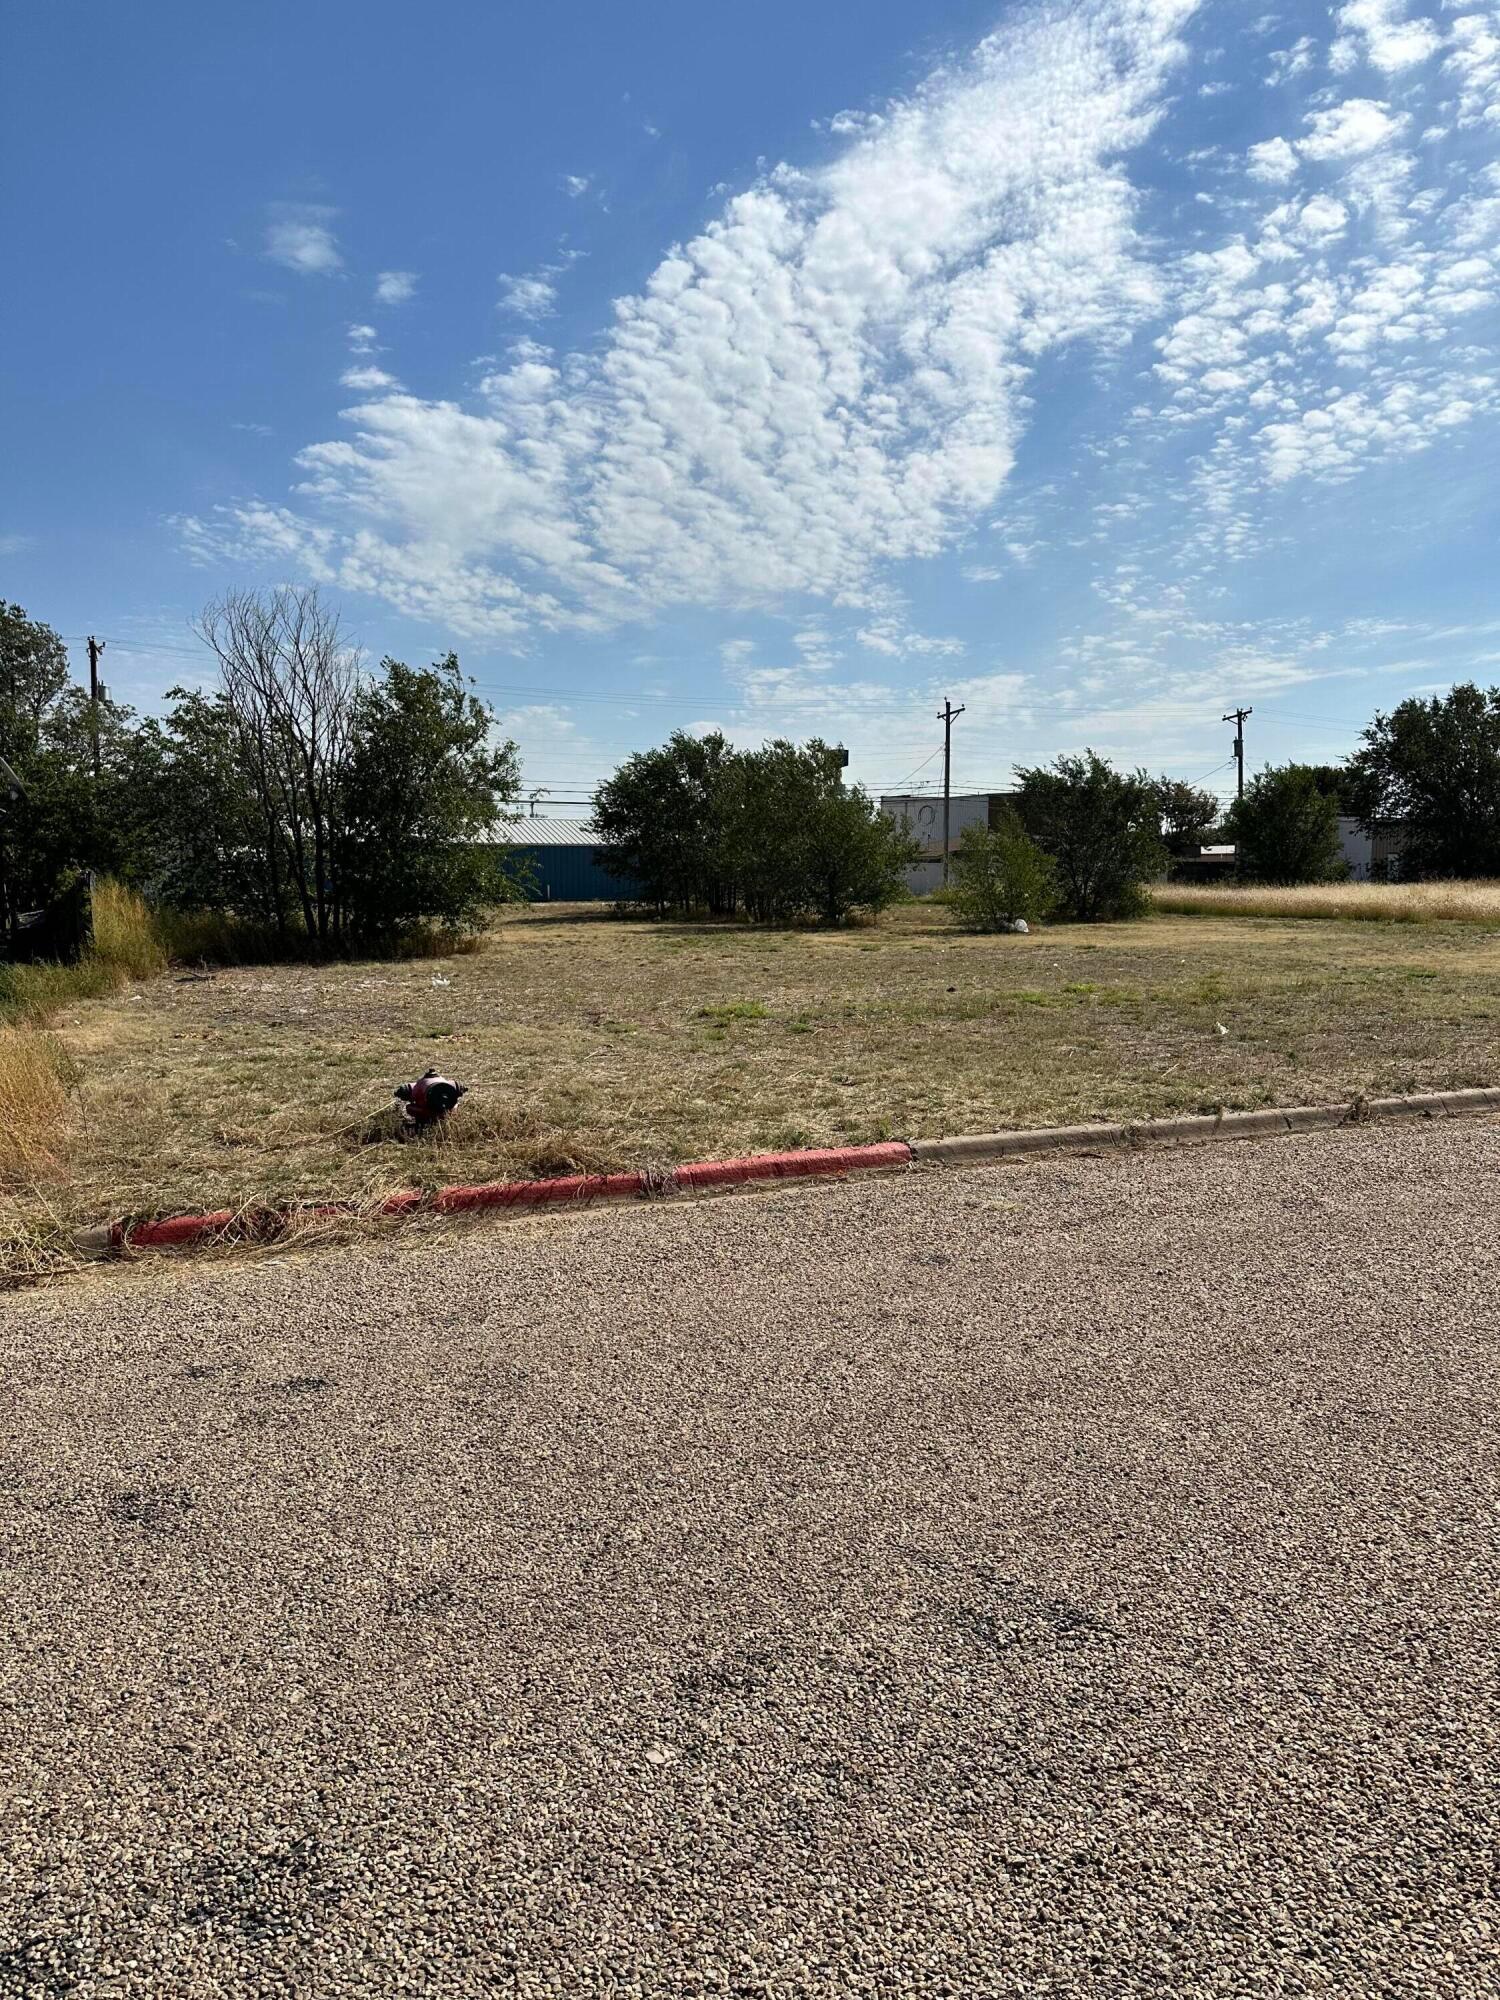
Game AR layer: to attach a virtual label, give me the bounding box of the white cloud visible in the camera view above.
[497,270,559,318]
[1296,194,1349,240]
[1299,97,1401,160]
[0,532,34,556]
[188,0,1198,643]
[855,620,965,659]
[340,365,399,390]
[1267,36,1316,84]
[1248,135,1299,181]
[1333,1,1441,74]
[563,174,591,198]
[347,323,378,352]
[264,205,342,275]
[375,270,417,305]
[1448,11,1500,127]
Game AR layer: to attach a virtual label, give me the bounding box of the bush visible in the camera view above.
[594,732,918,924]
[153,906,295,967]
[1014,753,1167,922]
[948,816,1055,930]
[1226,765,1344,884]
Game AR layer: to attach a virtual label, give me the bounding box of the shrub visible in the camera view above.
[949,816,1055,930]
[1014,753,1167,922]
[1226,765,1344,884]
[153,906,291,967]
[594,732,917,924]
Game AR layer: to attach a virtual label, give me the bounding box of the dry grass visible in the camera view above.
[1152,878,1500,924]
[90,878,169,979]
[0,880,165,1029]
[4,898,1498,1273]
[0,1027,78,1188]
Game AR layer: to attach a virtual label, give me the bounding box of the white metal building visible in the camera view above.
[880,793,1011,895]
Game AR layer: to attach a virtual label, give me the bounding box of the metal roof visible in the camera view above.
[496,817,600,847]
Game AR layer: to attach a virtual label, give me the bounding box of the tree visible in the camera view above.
[1013,753,1166,921]
[124,689,281,921]
[593,733,916,923]
[593,731,740,915]
[338,654,522,940]
[0,601,135,945]
[1149,776,1221,858]
[1,600,70,727]
[948,813,1055,930]
[1347,683,1500,878]
[197,586,359,944]
[799,758,919,925]
[1225,764,1344,884]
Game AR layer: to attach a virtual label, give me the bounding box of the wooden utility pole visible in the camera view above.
[1223,705,1251,801]
[937,698,966,885]
[87,635,106,780]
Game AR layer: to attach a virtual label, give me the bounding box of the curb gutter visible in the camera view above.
[75,1088,1499,1259]
[907,1086,1500,1167]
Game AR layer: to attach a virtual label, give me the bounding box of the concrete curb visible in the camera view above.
[72,1090,1499,1260]
[908,1085,1500,1168]
[79,1141,915,1258]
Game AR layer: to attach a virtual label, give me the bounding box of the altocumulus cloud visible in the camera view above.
[190,0,1198,641]
[190,0,1500,649]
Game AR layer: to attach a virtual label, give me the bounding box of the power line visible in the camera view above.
[885,744,943,792]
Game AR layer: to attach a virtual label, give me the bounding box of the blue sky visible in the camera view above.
[4,0,1499,810]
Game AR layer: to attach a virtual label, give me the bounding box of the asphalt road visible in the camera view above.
[2,1121,1498,1997]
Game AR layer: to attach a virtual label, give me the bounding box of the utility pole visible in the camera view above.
[87,636,106,781]
[937,698,966,885]
[1223,705,1252,802]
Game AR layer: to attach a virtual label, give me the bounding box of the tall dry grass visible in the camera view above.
[90,878,168,979]
[0,879,165,1026]
[1151,879,1500,925]
[0,1026,78,1188]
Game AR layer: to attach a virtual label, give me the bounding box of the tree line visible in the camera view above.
[7,576,1500,952]
[1,588,521,953]
[943,686,1500,930]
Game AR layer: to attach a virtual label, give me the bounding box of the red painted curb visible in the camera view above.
[101,1141,913,1255]
[674,1142,912,1191]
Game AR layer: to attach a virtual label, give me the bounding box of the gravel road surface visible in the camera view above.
[2,1121,1498,1997]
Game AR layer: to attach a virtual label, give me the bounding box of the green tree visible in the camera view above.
[799,758,919,925]
[1347,683,1500,878]
[593,731,740,915]
[124,688,283,922]
[1013,752,1166,921]
[593,733,915,923]
[0,602,136,944]
[337,654,522,940]
[1226,764,1344,884]
[948,813,1055,930]
[1149,776,1221,858]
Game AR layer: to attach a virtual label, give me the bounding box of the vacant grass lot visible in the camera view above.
[5,901,1500,1263]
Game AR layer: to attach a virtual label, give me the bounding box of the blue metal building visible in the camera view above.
[500,818,640,903]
